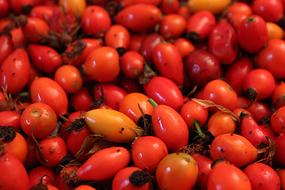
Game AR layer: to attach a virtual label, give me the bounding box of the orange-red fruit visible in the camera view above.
[83,47,120,82]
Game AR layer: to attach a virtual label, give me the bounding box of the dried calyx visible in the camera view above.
[65,118,86,132]
[129,170,152,186]
[0,126,16,143]
[30,183,48,190]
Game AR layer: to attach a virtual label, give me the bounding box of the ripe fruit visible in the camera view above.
[203,80,238,110]
[83,47,120,82]
[156,153,198,190]
[208,161,251,190]
[81,6,111,36]
[237,15,268,53]
[77,147,130,181]
[132,136,168,172]
[30,77,68,116]
[85,109,142,143]
[210,133,258,167]
[21,103,57,139]
[0,49,30,94]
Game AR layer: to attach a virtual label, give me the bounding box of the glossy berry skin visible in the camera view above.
[210,134,258,167]
[4,132,28,163]
[242,69,275,101]
[156,153,198,190]
[203,79,238,111]
[81,6,111,37]
[62,38,103,66]
[28,44,62,73]
[186,11,216,41]
[30,77,68,116]
[207,111,236,137]
[59,0,86,17]
[174,38,195,57]
[93,84,127,110]
[272,82,285,109]
[237,15,268,53]
[226,2,252,29]
[140,33,163,61]
[225,57,253,95]
[159,14,186,39]
[132,136,168,172]
[74,185,96,190]
[267,22,284,40]
[177,6,191,19]
[0,0,9,18]
[37,136,67,167]
[128,34,145,52]
[256,39,285,79]
[105,25,130,50]
[271,106,285,134]
[67,126,91,156]
[85,109,140,143]
[0,35,13,65]
[54,65,83,94]
[0,48,30,94]
[77,147,130,181]
[180,100,208,128]
[0,111,21,129]
[83,47,120,82]
[252,0,283,22]
[235,100,251,114]
[144,76,183,110]
[161,0,179,14]
[241,115,275,147]
[118,0,161,7]
[208,162,251,190]
[152,43,184,85]
[151,104,189,152]
[119,93,153,122]
[0,152,30,190]
[192,153,212,190]
[208,19,238,64]
[22,17,49,43]
[185,50,221,86]
[71,88,93,111]
[29,5,53,25]
[244,163,281,190]
[187,0,231,14]
[10,28,25,48]
[112,167,152,190]
[120,51,144,79]
[246,101,272,123]
[115,4,162,32]
[20,103,57,139]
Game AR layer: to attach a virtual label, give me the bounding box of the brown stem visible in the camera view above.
[31,128,48,164]
[0,141,5,156]
[192,98,240,122]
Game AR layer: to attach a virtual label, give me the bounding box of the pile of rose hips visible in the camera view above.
[1,0,285,189]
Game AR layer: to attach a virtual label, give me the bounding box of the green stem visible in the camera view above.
[194,120,206,139]
[18,92,29,97]
[148,98,158,108]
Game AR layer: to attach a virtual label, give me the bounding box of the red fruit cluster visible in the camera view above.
[0,0,285,190]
